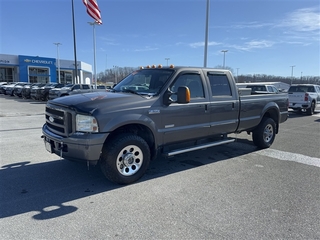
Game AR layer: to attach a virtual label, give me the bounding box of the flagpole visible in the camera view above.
[71,0,78,84]
[88,22,98,89]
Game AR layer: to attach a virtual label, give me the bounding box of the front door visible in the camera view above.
[160,72,211,145]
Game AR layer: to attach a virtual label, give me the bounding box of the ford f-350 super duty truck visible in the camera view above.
[42,66,288,184]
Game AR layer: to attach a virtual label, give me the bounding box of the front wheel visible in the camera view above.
[252,117,276,149]
[100,134,150,185]
[43,93,49,101]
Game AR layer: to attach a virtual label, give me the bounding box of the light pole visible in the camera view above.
[290,65,295,85]
[236,68,239,83]
[113,65,119,84]
[53,42,61,83]
[165,58,170,66]
[203,0,210,67]
[221,50,228,68]
[88,21,99,89]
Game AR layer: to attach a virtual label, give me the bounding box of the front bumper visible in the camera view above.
[42,124,109,163]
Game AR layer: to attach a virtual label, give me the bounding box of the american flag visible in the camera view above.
[83,0,102,24]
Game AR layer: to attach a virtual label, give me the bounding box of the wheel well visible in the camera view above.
[104,124,156,160]
[262,108,279,134]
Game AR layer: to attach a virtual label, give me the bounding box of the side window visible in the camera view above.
[73,85,80,90]
[307,86,315,92]
[82,85,90,89]
[208,74,232,96]
[186,75,204,98]
[170,74,204,98]
[170,74,204,99]
[170,75,187,92]
[272,86,278,93]
[267,86,273,92]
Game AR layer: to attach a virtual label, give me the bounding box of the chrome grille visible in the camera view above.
[45,104,73,137]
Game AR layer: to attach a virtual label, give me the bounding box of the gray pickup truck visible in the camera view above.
[42,66,288,184]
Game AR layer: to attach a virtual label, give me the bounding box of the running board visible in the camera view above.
[165,138,235,157]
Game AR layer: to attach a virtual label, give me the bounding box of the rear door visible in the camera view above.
[81,84,92,93]
[206,71,239,135]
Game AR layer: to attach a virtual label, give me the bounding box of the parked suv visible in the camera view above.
[5,82,25,96]
[48,84,92,100]
[30,83,47,100]
[13,83,31,97]
[0,82,8,94]
[36,83,65,101]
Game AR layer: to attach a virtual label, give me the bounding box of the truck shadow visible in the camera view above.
[0,139,257,220]
[288,109,320,119]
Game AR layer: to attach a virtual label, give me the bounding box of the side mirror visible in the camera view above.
[163,86,190,105]
[177,86,190,103]
[163,89,173,105]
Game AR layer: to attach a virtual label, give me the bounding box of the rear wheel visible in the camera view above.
[100,134,150,184]
[306,102,315,115]
[252,117,276,149]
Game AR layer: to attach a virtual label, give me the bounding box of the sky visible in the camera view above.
[0,0,319,78]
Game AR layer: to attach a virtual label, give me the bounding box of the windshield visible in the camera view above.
[113,69,174,96]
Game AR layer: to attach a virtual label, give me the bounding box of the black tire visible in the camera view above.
[100,134,150,185]
[252,117,276,149]
[43,93,49,101]
[306,102,315,116]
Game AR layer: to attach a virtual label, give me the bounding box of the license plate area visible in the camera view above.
[45,139,53,153]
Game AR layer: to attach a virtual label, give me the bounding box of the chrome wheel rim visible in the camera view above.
[263,124,274,143]
[116,145,143,176]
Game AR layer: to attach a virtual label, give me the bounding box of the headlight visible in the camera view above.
[76,114,99,132]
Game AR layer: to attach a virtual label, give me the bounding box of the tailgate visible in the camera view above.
[288,92,305,103]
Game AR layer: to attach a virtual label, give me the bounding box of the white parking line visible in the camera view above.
[257,149,320,168]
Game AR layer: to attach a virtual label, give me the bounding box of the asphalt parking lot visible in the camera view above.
[0,94,319,239]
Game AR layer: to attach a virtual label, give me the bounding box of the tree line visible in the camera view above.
[96,66,320,85]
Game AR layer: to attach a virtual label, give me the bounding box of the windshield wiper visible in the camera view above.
[121,89,141,95]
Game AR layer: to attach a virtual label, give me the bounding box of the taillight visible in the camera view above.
[304,93,308,101]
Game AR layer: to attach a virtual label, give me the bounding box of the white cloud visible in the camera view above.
[134,46,158,52]
[231,21,273,29]
[278,7,320,32]
[231,40,275,51]
[189,41,221,48]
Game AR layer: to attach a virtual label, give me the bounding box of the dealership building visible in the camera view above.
[0,54,93,84]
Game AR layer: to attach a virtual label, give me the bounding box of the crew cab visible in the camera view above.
[42,66,288,184]
[288,84,320,115]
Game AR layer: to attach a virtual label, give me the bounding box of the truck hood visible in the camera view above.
[49,91,155,114]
